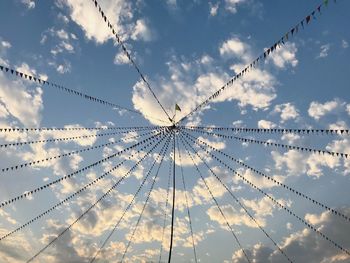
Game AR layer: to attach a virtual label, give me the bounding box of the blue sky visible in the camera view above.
[0,0,350,262]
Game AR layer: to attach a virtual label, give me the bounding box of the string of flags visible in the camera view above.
[180,132,291,263]
[188,128,349,159]
[0,126,159,133]
[91,0,172,121]
[177,0,338,124]
[0,129,160,173]
[0,136,166,242]
[0,131,165,210]
[25,134,168,263]
[0,129,146,149]
[185,130,350,257]
[0,64,168,124]
[184,126,350,135]
[182,131,350,222]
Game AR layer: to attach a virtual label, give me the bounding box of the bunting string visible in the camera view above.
[177,0,337,124]
[186,127,349,159]
[176,137,198,263]
[179,132,293,263]
[0,125,160,133]
[1,128,161,173]
[0,130,166,209]
[0,64,168,124]
[0,135,161,242]
[120,136,171,262]
[91,0,172,122]
[26,133,168,263]
[90,134,171,263]
[182,130,350,223]
[0,128,157,149]
[184,126,350,136]
[183,131,350,256]
[179,134,251,263]
[158,146,174,263]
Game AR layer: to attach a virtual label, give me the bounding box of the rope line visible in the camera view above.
[1,128,161,173]
[167,131,176,263]
[179,134,251,263]
[0,135,159,242]
[187,127,349,159]
[120,135,171,262]
[158,145,174,263]
[180,132,293,263]
[182,130,350,223]
[176,0,337,124]
[176,136,198,263]
[90,133,171,263]
[0,64,167,124]
[0,130,166,208]
[26,133,168,263]
[184,132,350,257]
[0,126,160,133]
[184,126,350,136]
[91,0,172,122]
[0,128,155,149]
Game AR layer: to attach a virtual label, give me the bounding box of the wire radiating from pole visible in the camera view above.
[168,131,176,263]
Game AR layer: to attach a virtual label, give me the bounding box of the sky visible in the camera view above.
[0,0,350,262]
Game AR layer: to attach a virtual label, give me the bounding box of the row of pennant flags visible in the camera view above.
[186,126,350,135]
[0,63,169,124]
[90,0,170,121]
[0,65,138,113]
[190,128,349,159]
[179,0,338,123]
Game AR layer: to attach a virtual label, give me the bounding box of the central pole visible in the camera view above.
[168,130,176,263]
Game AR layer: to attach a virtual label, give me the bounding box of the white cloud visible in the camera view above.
[317,44,330,58]
[232,209,350,263]
[60,0,133,44]
[1,41,11,49]
[267,42,298,69]
[224,0,246,14]
[219,37,249,61]
[342,40,349,49]
[274,103,299,122]
[131,19,153,42]
[132,37,277,125]
[0,70,43,127]
[21,0,35,9]
[56,61,72,74]
[209,2,219,16]
[308,100,343,120]
[258,119,276,129]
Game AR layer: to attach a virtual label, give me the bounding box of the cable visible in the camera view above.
[179,134,251,263]
[120,135,171,262]
[183,131,350,257]
[0,129,152,149]
[26,133,169,263]
[0,135,160,242]
[0,64,167,124]
[91,0,172,123]
[176,137,198,263]
[0,126,160,133]
[90,133,171,263]
[183,126,350,136]
[186,127,349,159]
[1,128,161,173]
[0,129,166,208]
[158,144,173,263]
[180,132,292,263]
[168,131,176,263]
[182,130,350,223]
[176,0,336,124]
